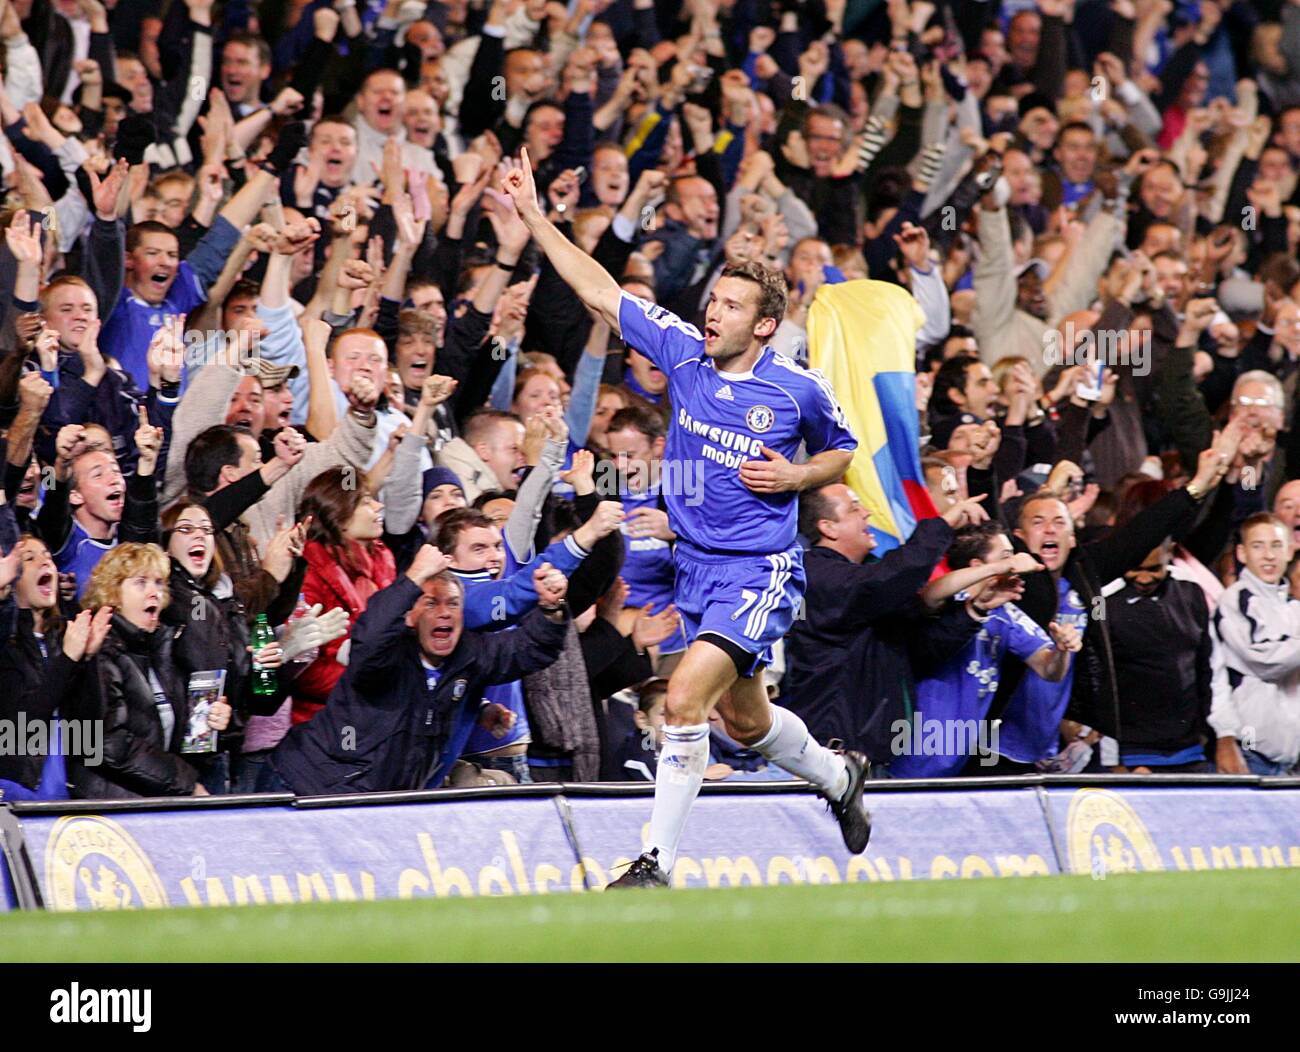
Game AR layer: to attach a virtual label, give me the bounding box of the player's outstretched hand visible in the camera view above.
[501,148,543,224]
[739,446,807,493]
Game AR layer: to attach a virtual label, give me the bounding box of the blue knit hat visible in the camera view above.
[422,466,466,502]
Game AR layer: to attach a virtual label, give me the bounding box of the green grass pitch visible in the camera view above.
[2,867,1296,962]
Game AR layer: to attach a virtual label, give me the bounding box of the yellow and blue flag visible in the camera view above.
[807,278,937,552]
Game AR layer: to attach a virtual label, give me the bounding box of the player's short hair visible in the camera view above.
[718,261,787,325]
[606,405,665,443]
[798,484,841,541]
[947,522,1009,570]
[434,508,494,555]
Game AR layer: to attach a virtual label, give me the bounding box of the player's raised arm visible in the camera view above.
[501,148,624,334]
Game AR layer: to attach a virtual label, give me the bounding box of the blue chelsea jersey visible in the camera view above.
[617,293,856,556]
[997,578,1090,763]
[619,486,675,612]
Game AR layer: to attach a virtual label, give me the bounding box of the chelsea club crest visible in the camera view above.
[746,405,774,433]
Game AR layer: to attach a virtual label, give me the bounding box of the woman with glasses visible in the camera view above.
[160,503,288,794]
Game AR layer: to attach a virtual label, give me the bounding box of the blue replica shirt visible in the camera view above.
[617,293,857,555]
[452,567,531,756]
[895,603,1052,778]
[619,484,676,613]
[100,262,207,391]
[997,578,1089,764]
[53,521,115,600]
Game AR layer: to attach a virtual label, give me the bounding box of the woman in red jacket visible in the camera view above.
[291,467,396,725]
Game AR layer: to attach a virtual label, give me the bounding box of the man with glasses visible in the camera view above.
[777,104,861,247]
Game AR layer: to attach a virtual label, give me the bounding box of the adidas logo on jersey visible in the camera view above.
[715,384,734,401]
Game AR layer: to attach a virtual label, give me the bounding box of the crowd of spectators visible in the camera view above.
[0,0,1298,802]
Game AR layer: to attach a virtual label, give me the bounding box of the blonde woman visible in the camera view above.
[77,543,230,799]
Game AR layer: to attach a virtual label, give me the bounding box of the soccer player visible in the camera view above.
[500,149,871,888]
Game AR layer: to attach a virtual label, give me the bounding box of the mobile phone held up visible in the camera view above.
[1075,354,1105,402]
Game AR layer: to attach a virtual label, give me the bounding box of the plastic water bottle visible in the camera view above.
[287,593,319,664]
[251,615,279,697]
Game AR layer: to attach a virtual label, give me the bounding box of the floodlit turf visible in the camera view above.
[1,867,1295,962]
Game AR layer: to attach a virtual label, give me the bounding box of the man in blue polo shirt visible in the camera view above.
[896,523,1081,778]
[100,156,293,391]
[603,404,685,663]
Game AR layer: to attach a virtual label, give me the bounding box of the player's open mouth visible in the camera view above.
[704,324,720,343]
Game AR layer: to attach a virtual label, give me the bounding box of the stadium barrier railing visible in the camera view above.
[2,776,1297,910]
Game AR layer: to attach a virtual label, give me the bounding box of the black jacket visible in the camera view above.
[162,561,287,754]
[1013,486,1221,742]
[0,610,85,792]
[272,576,570,796]
[781,520,983,764]
[73,615,198,799]
[1106,576,1213,756]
